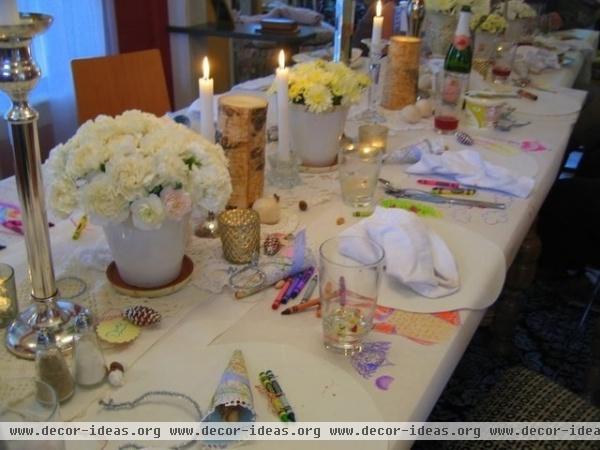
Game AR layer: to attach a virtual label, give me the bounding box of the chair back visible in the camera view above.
[71,49,171,124]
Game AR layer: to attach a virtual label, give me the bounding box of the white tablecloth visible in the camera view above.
[0,29,597,450]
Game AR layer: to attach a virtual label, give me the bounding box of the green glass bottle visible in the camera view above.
[444,5,473,74]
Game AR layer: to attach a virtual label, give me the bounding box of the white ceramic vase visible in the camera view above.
[289,103,349,167]
[423,11,458,58]
[103,215,189,288]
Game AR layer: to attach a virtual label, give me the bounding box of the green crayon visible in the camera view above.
[259,372,289,422]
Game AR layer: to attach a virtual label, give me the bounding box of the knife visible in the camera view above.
[385,188,506,210]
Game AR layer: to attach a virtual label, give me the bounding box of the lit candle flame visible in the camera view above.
[376,0,382,17]
[278,50,286,70]
[202,56,210,80]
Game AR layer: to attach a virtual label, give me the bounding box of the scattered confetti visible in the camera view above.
[375,375,394,391]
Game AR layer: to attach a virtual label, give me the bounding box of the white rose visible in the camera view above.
[131,194,165,230]
[81,174,129,225]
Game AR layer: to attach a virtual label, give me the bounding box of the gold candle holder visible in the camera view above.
[0,263,18,329]
[358,124,389,154]
[218,209,260,264]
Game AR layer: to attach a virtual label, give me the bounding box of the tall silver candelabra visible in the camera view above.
[0,13,88,359]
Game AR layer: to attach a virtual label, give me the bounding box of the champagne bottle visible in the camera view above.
[444,5,473,74]
[440,5,473,106]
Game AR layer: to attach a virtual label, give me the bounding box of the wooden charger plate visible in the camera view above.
[106,255,194,298]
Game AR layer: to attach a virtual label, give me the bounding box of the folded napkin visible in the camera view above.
[340,207,459,298]
[516,45,561,73]
[404,149,535,198]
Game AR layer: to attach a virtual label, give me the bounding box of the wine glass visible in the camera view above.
[491,42,517,84]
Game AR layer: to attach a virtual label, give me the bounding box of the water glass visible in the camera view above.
[319,236,385,355]
[338,142,383,210]
[0,378,65,449]
[491,42,516,84]
[0,263,18,329]
[434,72,465,134]
[513,55,531,87]
[358,124,389,154]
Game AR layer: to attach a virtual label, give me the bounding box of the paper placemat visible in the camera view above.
[377,218,506,313]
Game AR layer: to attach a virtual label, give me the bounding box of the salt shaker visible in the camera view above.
[73,313,106,387]
[35,329,75,402]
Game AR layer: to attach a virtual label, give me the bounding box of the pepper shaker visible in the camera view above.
[35,329,75,403]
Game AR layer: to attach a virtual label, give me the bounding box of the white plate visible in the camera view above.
[87,343,386,450]
[506,90,582,116]
[378,219,506,313]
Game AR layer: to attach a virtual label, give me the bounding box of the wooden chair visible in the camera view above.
[71,49,171,124]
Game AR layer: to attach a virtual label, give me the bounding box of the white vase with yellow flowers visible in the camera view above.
[271,60,369,167]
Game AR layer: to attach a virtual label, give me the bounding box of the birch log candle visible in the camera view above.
[381,36,421,110]
[218,94,268,209]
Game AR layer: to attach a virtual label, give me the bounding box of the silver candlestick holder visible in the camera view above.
[0,13,89,359]
[333,0,356,64]
[354,41,386,124]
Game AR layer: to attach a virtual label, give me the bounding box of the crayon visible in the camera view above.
[272,278,292,310]
[281,298,320,315]
[432,187,476,196]
[417,179,460,189]
[265,370,296,422]
[300,275,318,304]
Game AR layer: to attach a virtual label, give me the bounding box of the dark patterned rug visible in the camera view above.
[422,273,599,424]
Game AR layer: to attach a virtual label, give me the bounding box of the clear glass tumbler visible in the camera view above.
[319,236,385,355]
[0,377,65,449]
[338,143,383,210]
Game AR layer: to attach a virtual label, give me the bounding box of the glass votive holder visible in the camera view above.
[218,209,260,264]
[358,124,389,154]
[0,263,18,329]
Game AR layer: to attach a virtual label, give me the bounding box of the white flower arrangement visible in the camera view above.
[471,12,508,34]
[270,60,370,114]
[426,0,490,15]
[46,110,232,230]
[494,0,536,20]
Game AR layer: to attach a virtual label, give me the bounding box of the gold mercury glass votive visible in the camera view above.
[0,263,18,329]
[358,124,389,153]
[218,209,261,264]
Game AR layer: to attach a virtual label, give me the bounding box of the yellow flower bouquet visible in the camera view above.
[471,13,508,34]
[271,60,370,114]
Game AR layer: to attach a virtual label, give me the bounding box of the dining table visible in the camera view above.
[0,29,598,450]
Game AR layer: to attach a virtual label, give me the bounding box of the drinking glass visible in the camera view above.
[358,123,389,154]
[319,236,385,355]
[0,378,64,449]
[491,42,516,84]
[434,71,465,135]
[338,142,383,210]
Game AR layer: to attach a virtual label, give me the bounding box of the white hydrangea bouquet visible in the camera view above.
[495,0,536,20]
[271,60,369,114]
[46,110,232,231]
[471,12,508,34]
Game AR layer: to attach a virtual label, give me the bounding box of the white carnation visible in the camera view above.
[48,176,78,219]
[107,154,155,201]
[81,174,129,225]
[131,194,165,230]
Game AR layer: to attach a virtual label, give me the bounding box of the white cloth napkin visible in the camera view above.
[340,207,460,298]
[405,149,535,198]
[516,45,561,73]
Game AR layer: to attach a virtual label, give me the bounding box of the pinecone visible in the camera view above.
[123,305,161,327]
[456,131,474,146]
[263,235,281,256]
